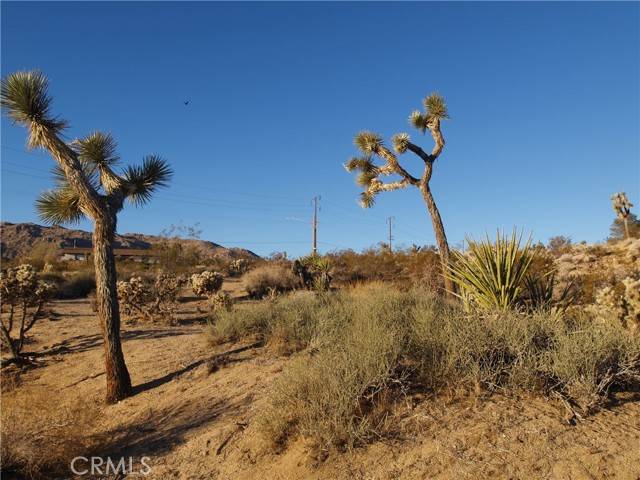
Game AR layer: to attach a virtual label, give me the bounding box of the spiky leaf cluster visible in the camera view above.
[74,132,120,167]
[123,154,172,206]
[391,133,410,153]
[409,93,449,134]
[36,187,84,225]
[611,192,633,219]
[354,131,383,154]
[359,191,376,208]
[423,93,449,120]
[0,71,67,131]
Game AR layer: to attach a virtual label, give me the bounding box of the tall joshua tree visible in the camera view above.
[1,71,172,403]
[611,192,634,240]
[345,92,455,294]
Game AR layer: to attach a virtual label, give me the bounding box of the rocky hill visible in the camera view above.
[0,222,258,260]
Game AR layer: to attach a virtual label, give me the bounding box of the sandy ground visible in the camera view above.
[2,291,640,480]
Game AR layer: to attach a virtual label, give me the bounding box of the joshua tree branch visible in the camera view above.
[368,178,411,193]
[37,132,105,219]
[376,146,419,185]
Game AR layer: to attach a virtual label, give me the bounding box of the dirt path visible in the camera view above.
[3,299,640,479]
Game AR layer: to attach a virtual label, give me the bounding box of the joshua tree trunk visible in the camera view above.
[624,218,630,239]
[420,184,455,295]
[93,215,132,403]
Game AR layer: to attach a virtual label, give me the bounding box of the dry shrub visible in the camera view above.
[53,272,96,299]
[223,285,640,451]
[326,245,441,289]
[241,263,298,299]
[258,288,410,451]
[1,390,100,479]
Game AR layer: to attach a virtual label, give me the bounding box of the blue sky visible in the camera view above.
[1,2,638,257]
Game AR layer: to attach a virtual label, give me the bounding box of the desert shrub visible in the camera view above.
[547,235,572,256]
[52,272,96,299]
[242,263,298,299]
[293,256,332,292]
[1,391,99,478]
[0,265,54,359]
[588,277,640,332]
[326,245,441,289]
[447,230,535,311]
[190,271,223,297]
[211,291,234,312]
[260,314,405,450]
[521,272,576,313]
[210,292,324,353]
[226,285,640,451]
[117,272,186,322]
[228,258,249,277]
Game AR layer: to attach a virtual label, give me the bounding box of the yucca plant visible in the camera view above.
[522,272,575,313]
[446,230,535,311]
[345,93,455,296]
[1,71,172,402]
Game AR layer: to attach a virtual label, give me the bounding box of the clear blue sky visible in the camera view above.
[1,2,638,257]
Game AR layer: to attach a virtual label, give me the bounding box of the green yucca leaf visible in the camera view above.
[423,93,449,120]
[354,131,382,154]
[123,154,173,206]
[0,71,67,148]
[36,187,84,225]
[74,131,120,167]
[446,229,534,311]
[391,133,410,154]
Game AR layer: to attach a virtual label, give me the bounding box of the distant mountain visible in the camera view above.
[0,222,259,260]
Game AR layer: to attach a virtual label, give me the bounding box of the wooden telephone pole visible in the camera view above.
[387,216,394,252]
[312,196,320,256]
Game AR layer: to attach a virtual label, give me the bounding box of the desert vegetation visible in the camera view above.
[1,63,638,480]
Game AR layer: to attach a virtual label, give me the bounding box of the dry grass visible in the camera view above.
[208,284,640,451]
[1,389,101,479]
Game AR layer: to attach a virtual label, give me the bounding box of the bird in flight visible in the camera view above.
[183,100,190,106]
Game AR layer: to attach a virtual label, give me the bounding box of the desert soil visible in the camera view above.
[3,289,640,480]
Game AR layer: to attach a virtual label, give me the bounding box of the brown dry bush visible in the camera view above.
[241,263,299,299]
[325,245,442,289]
[1,390,101,479]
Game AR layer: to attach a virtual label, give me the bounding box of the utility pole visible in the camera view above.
[387,216,394,252]
[312,196,320,256]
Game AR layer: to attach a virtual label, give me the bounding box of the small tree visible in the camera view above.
[610,213,640,240]
[0,265,54,359]
[1,71,172,402]
[345,93,455,295]
[611,192,635,239]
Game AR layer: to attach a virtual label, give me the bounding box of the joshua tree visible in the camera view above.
[1,71,172,402]
[345,93,455,294]
[611,192,634,239]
